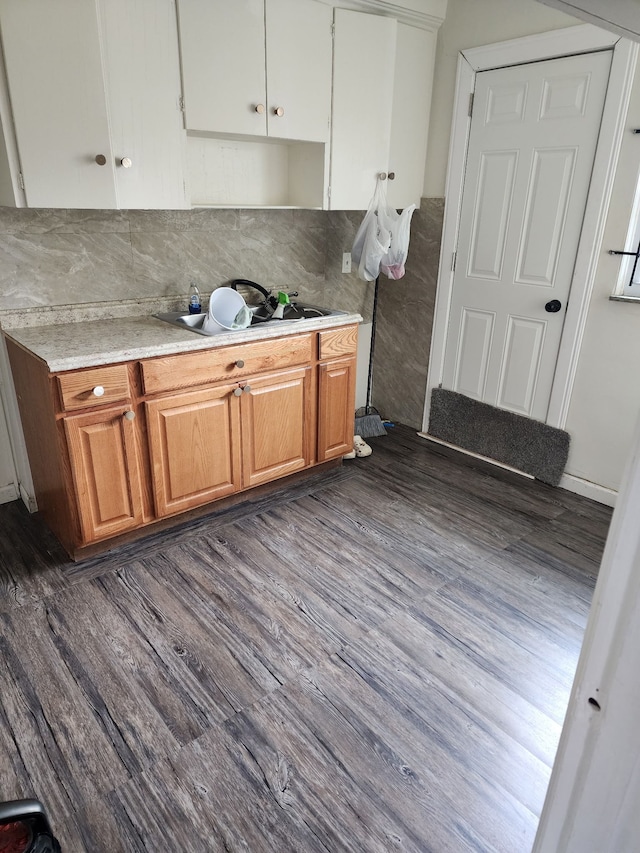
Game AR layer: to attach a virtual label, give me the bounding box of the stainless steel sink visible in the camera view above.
[155,302,345,335]
[249,302,337,323]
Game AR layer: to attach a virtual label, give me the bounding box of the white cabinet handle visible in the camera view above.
[235,359,245,368]
[254,104,265,114]
[233,387,243,397]
[124,410,135,421]
[92,385,105,397]
[120,157,132,168]
[243,384,252,394]
[273,106,284,117]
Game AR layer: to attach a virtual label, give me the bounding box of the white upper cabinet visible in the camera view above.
[177,0,332,143]
[98,0,188,209]
[387,23,436,210]
[329,9,436,211]
[0,0,117,209]
[330,9,397,211]
[177,0,267,137]
[264,0,333,142]
[0,0,187,209]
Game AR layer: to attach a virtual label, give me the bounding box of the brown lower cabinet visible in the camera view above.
[6,323,357,558]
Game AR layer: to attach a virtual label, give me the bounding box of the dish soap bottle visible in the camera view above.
[188,282,201,314]
[271,291,290,319]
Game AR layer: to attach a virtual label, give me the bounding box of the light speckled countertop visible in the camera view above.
[3,310,363,373]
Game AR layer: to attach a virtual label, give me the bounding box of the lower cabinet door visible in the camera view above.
[63,405,144,543]
[145,384,242,517]
[241,366,313,488]
[317,358,356,461]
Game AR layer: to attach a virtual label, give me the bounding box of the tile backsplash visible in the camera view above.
[0,201,444,428]
[0,206,370,317]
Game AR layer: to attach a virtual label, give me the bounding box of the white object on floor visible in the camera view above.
[353,435,372,457]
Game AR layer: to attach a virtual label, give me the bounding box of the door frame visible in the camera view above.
[422,24,638,433]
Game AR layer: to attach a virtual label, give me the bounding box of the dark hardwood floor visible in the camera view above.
[0,425,612,852]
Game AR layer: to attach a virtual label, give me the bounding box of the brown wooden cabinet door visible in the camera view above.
[317,357,356,461]
[241,366,313,489]
[145,384,242,517]
[63,405,144,543]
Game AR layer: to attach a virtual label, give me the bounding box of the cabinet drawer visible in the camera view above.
[57,364,130,412]
[141,333,313,395]
[318,324,358,360]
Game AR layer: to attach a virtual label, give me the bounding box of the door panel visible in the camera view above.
[0,0,117,208]
[515,147,577,286]
[318,358,356,461]
[265,0,332,142]
[454,309,495,400]
[468,151,518,280]
[177,0,267,136]
[497,316,546,415]
[146,386,241,517]
[99,0,187,209]
[443,50,611,421]
[64,407,143,542]
[241,367,312,488]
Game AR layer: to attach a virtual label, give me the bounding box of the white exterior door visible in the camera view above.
[442,51,611,422]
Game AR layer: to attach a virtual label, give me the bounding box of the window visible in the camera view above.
[613,153,640,299]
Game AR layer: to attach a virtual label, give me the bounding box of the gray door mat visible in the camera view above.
[428,388,570,486]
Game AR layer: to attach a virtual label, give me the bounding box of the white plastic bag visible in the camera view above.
[351,180,390,282]
[351,178,415,281]
[378,197,415,280]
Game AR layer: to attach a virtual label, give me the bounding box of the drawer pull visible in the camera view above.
[243,384,252,394]
[233,387,243,397]
[92,385,105,397]
[235,359,245,368]
[124,410,136,421]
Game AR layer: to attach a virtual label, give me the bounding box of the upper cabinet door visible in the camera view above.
[265,0,332,143]
[0,0,187,209]
[98,0,188,209]
[329,9,397,210]
[177,0,267,136]
[0,0,117,208]
[386,23,435,210]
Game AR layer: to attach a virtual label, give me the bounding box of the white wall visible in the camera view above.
[423,0,579,198]
[564,69,640,492]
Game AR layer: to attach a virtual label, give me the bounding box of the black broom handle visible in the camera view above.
[365,275,380,414]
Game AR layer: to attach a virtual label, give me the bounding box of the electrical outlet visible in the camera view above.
[342,252,352,274]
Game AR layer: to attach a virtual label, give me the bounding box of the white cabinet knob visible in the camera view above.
[273,106,284,117]
[124,410,135,421]
[234,387,243,397]
[255,104,265,114]
[243,384,252,394]
[92,385,105,397]
[120,157,132,168]
[235,359,245,368]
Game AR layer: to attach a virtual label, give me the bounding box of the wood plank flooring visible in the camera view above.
[0,425,612,852]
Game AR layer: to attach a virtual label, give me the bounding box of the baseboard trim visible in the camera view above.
[560,473,617,507]
[417,431,534,479]
[418,431,618,507]
[0,482,18,504]
[19,482,37,512]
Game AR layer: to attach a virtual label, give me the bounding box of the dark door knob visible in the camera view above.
[545,299,562,313]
